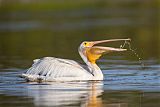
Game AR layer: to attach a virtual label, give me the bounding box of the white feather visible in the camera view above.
[22,57,92,81]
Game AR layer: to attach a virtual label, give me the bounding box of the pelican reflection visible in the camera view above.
[25,81,103,107]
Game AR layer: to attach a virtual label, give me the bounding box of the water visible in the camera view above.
[120,40,145,68]
[0,0,159,107]
[0,59,159,107]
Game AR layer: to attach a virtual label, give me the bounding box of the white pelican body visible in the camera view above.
[22,39,130,81]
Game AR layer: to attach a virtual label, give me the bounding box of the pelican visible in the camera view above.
[21,39,130,81]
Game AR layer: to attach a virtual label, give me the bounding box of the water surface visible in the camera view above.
[0,58,159,107]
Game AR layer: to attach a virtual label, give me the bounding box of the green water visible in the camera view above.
[0,0,159,107]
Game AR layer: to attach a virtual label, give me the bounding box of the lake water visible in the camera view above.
[0,58,159,107]
[0,0,159,107]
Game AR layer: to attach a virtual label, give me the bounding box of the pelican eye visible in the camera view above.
[83,42,91,47]
[84,42,88,47]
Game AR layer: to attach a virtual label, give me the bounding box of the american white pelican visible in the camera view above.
[21,39,130,81]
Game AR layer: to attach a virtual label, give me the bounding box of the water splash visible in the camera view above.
[120,40,145,68]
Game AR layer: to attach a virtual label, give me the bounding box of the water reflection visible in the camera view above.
[24,82,143,107]
[25,81,103,107]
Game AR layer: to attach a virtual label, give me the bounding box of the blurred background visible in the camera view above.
[0,0,159,68]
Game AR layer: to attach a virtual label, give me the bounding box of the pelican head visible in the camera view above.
[79,39,131,64]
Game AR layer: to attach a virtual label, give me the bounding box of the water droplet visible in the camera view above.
[121,40,144,68]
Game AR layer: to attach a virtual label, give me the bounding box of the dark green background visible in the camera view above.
[0,0,159,68]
